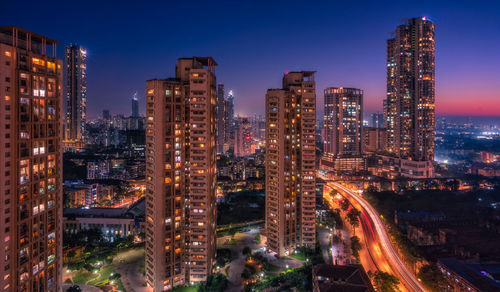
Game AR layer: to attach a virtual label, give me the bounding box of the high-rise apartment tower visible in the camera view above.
[265,71,316,256]
[64,44,87,141]
[216,84,225,154]
[0,26,63,291]
[132,91,139,117]
[145,57,217,291]
[385,17,435,161]
[322,87,365,173]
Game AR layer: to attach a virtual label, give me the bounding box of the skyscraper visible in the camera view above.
[265,71,316,256]
[322,87,364,173]
[132,91,139,117]
[227,90,235,139]
[223,98,232,152]
[216,83,225,153]
[370,112,384,128]
[0,26,63,291]
[385,17,435,161]
[145,57,217,291]
[234,117,252,157]
[103,109,110,121]
[64,44,87,141]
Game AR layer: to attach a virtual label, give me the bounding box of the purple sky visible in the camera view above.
[5,0,500,118]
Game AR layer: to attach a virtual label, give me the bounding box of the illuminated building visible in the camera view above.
[145,57,217,290]
[64,44,87,141]
[362,127,387,153]
[370,112,383,128]
[0,26,63,291]
[227,90,235,142]
[216,83,226,153]
[234,117,252,157]
[385,17,435,162]
[265,71,316,256]
[223,98,232,152]
[321,87,365,173]
[131,91,139,117]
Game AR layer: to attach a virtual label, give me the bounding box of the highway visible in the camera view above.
[324,178,426,292]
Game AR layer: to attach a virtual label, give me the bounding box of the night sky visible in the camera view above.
[4,0,500,118]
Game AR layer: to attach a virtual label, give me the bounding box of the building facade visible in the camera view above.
[322,87,365,173]
[226,90,235,143]
[132,91,139,118]
[145,57,217,290]
[64,44,87,141]
[385,17,435,162]
[0,26,63,291]
[362,127,387,153]
[265,71,316,256]
[216,83,226,154]
[234,117,252,157]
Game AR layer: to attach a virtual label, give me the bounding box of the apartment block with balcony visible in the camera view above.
[265,71,316,257]
[0,26,63,292]
[145,57,217,291]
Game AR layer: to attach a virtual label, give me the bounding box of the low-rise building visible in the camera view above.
[312,264,375,292]
[438,258,500,292]
[63,198,145,241]
[368,154,434,178]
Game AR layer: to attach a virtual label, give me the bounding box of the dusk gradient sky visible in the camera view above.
[5,0,500,118]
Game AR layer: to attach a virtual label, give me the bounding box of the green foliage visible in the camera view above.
[242,246,252,256]
[347,208,361,234]
[215,248,232,267]
[109,272,121,280]
[368,270,400,292]
[66,285,82,292]
[254,232,261,244]
[350,236,362,260]
[198,274,228,292]
[241,268,252,279]
[418,264,446,292]
[340,199,350,211]
[217,191,265,225]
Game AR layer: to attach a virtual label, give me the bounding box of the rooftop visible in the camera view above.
[0,26,59,44]
[313,264,375,292]
[439,258,500,292]
[64,197,145,219]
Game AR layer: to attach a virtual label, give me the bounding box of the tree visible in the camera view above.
[366,185,378,194]
[199,274,228,292]
[340,199,350,211]
[350,236,362,260]
[228,228,237,239]
[241,268,252,279]
[254,232,261,244]
[242,246,252,257]
[66,285,81,292]
[347,208,361,234]
[368,270,400,292]
[417,264,446,292]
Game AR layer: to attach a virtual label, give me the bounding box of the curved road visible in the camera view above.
[329,181,425,292]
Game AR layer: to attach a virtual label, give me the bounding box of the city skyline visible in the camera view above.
[2,2,500,292]
[3,0,500,118]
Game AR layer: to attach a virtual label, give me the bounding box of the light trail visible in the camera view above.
[326,179,426,292]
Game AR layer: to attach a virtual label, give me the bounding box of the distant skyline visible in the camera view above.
[4,0,500,118]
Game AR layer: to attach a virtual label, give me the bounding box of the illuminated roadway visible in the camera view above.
[322,176,426,292]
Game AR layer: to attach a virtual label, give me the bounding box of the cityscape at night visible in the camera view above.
[1,1,500,291]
